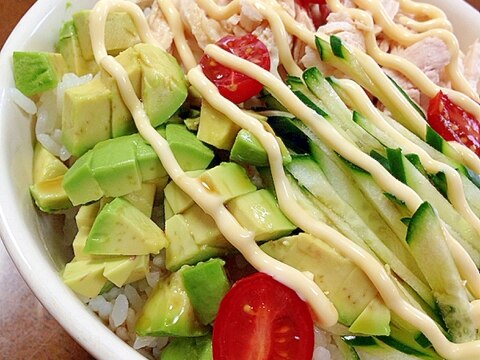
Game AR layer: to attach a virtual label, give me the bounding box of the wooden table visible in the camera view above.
[1,0,479,359]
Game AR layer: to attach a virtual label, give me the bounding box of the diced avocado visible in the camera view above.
[13,51,67,96]
[103,255,149,287]
[132,134,168,181]
[73,10,140,61]
[261,233,378,325]
[72,202,101,260]
[227,189,296,241]
[164,180,195,214]
[30,175,72,213]
[230,129,291,167]
[85,197,167,255]
[91,137,142,197]
[136,43,188,127]
[62,76,112,157]
[136,268,209,337]
[102,47,142,137]
[166,124,214,171]
[63,150,104,205]
[122,182,156,218]
[182,259,230,325]
[33,142,68,183]
[199,162,256,202]
[349,296,391,336]
[161,334,213,360]
[183,204,231,248]
[62,259,108,298]
[56,21,97,76]
[197,100,241,150]
[165,214,226,271]
[165,199,174,220]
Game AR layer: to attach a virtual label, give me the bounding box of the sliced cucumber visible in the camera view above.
[406,202,476,343]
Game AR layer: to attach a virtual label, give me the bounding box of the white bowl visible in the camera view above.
[0,1,478,359]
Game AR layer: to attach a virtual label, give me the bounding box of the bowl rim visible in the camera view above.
[0,0,479,359]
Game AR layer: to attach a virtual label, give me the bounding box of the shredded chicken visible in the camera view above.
[317,12,366,52]
[464,39,480,94]
[381,0,400,21]
[145,1,174,51]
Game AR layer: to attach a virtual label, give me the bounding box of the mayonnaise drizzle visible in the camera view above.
[87,0,480,358]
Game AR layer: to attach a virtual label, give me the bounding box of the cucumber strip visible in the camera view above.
[267,116,310,154]
[387,148,480,266]
[286,156,434,307]
[332,336,360,360]
[406,202,476,343]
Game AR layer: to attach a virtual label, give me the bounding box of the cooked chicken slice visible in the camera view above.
[145,1,174,51]
[464,39,480,94]
[317,12,366,52]
[293,3,315,65]
[381,0,400,20]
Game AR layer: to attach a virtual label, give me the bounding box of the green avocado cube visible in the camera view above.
[63,150,104,206]
[121,182,156,218]
[227,189,296,241]
[72,202,101,260]
[136,43,188,127]
[62,76,112,157]
[56,21,97,76]
[103,255,149,287]
[165,214,226,271]
[164,180,195,214]
[63,259,108,298]
[91,137,142,197]
[349,296,391,336]
[199,162,256,202]
[161,334,213,360]
[135,269,209,337]
[73,10,140,61]
[182,259,231,325]
[197,100,240,150]
[183,204,231,248]
[13,51,67,96]
[30,175,73,213]
[131,134,168,182]
[85,197,167,256]
[32,142,68,184]
[166,124,214,171]
[164,199,174,221]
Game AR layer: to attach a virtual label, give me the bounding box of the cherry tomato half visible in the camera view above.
[213,272,315,360]
[427,91,480,156]
[200,34,271,104]
[297,0,330,29]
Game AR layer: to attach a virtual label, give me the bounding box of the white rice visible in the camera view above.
[111,294,129,327]
[8,87,37,114]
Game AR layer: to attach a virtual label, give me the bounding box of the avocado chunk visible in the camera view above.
[103,255,150,287]
[132,133,168,182]
[161,334,213,360]
[62,76,112,157]
[122,182,156,218]
[101,47,142,137]
[165,199,174,221]
[230,129,291,166]
[56,21,97,76]
[166,124,214,171]
[136,43,188,127]
[182,259,230,325]
[165,214,227,271]
[261,233,378,325]
[73,10,140,61]
[197,100,241,150]
[349,296,391,336]
[63,150,104,206]
[72,202,101,260]
[198,162,256,202]
[62,259,108,298]
[135,268,209,337]
[32,142,68,183]
[227,189,296,241]
[13,51,67,96]
[85,197,167,256]
[183,204,231,248]
[30,175,72,213]
[164,180,196,215]
[91,137,142,197]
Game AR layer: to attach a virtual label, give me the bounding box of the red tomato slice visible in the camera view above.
[297,0,330,28]
[200,34,271,104]
[427,91,480,156]
[213,272,315,360]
